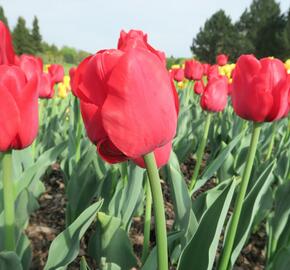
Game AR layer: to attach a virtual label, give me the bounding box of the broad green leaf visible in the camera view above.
[227,160,276,268]
[164,151,198,245]
[0,251,23,270]
[177,179,236,270]
[267,246,290,270]
[44,200,103,270]
[192,132,243,194]
[88,212,137,269]
[15,141,67,198]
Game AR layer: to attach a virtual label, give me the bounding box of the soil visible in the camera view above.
[26,157,266,270]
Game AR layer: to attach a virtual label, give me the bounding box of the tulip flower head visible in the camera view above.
[74,30,179,168]
[0,65,39,151]
[0,21,15,65]
[184,59,204,80]
[216,54,229,66]
[200,75,228,112]
[231,55,290,122]
[194,80,204,95]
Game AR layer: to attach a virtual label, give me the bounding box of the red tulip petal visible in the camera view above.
[77,50,123,106]
[133,141,172,168]
[80,100,107,143]
[0,86,20,151]
[267,75,290,121]
[244,74,273,122]
[102,48,177,158]
[97,138,128,164]
[260,58,287,89]
[11,75,39,149]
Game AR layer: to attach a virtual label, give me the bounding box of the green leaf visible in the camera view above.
[88,212,137,269]
[192,132,243,194]
[164,151,198,245]
[108,162,145,229]
[15,141,67,198]
[227,160,276,268]
[44,200,103,270]
[267,246,290,270]
[177,179,236,270]
[0,251,23,270]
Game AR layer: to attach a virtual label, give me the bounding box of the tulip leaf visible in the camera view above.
[15,141,67,198]
[192,132,243,194]
[108,162,145,229]
[88,212,137,270]
[177,178,236,270]
[44,199,103,270]
[226,160,276,268]
[0,252,23,270]
[164,151,198,245]
[267,246,290,270]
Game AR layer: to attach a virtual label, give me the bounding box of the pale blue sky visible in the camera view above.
[1,0,289,57]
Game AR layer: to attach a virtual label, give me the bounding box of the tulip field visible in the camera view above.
[0,19,290,270]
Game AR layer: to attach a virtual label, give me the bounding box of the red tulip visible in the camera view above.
[200,75,228,112]
[48,64,64,84]
[172,68,184,82]
[207,64,219,81]
[232,55,290,122]
[16,54,54,99]
[118,29,166,66]
[202,63,210,76]
[74,30,179,168]
[0,65,38,151]
[216,54,228,66]
[184,60,203,80]
[0,21,15,65]
[194,80,204,95]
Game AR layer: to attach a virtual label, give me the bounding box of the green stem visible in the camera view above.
[143,152,168,270]
[218,122,262,270]
[75,98,82,162]
[2,150,15,251]
[265,122,277,160]
[189,113,212,191]
[141,175,152,264]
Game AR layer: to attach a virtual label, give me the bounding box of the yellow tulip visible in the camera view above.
[177,81,185,89]
[171,64,180,69]
[58,83,68,99]
[285,59,290,74]
[44,64,51,73]
[63,75,71,89]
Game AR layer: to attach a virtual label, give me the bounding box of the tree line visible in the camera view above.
[0,6,90,64]
[191,0,290,63]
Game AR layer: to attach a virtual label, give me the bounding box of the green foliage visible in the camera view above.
[191,10,251,63]
[12,17,34,55]
[31,16,42,53]
[0,6,9,28]
[191,0,290,62]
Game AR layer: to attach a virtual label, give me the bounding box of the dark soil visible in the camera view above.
[26,156,266,270]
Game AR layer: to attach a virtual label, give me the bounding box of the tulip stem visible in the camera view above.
[141,175,152,264]
[143,152,168,270]
[265,122,277,160]
[2,150,15,251]
[189,112,212,191]
[218,122,262,270]
[75,98,82,162]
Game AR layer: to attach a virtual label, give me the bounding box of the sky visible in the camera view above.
[1,0,289,57]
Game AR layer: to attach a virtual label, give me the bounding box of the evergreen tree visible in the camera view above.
[285,8,290,56]
[13,17,34,55]
[236,0,284,57]
[190,10,251,63]
[0,6,9,27]
[32,16,42,53]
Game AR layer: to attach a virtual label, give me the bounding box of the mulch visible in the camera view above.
[26,156,266,269]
